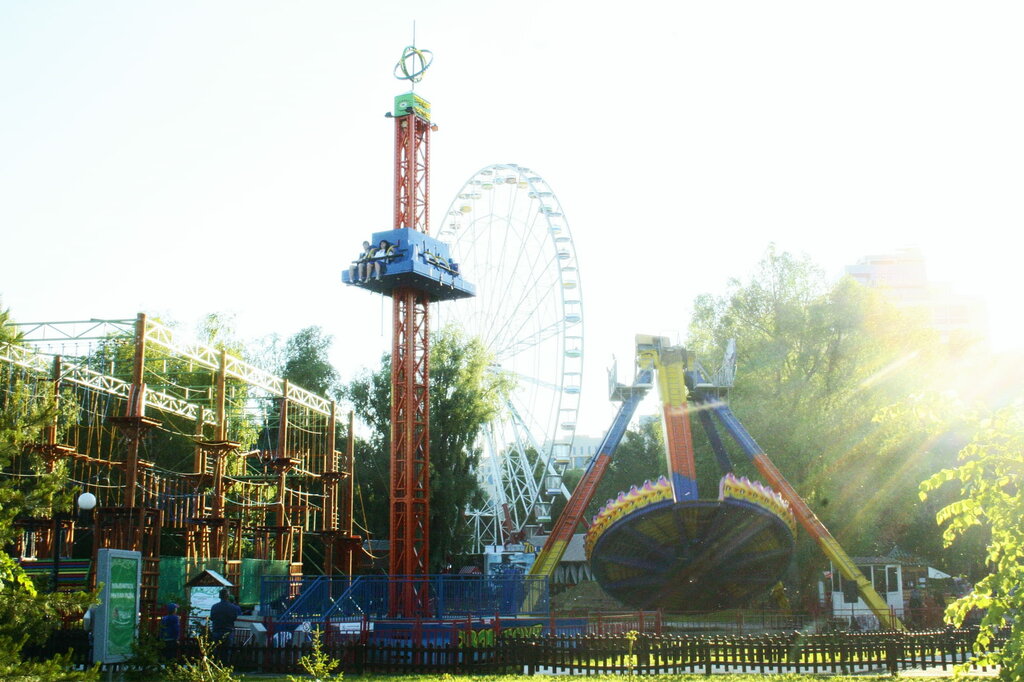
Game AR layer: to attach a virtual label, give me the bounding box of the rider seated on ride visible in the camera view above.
[349,240,377,282]
[366,239,395,281]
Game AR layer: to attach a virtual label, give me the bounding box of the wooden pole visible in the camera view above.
[124,313,147,509]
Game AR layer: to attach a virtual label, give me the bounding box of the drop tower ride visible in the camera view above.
[341,45,475,617]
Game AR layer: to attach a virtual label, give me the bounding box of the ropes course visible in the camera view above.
[0,314,360,616]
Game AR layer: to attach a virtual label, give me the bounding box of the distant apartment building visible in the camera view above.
[845,248,988,346]
[568,434,603,470]
[568,415,660,470]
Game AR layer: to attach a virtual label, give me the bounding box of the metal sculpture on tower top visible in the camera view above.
[341,44,474,617]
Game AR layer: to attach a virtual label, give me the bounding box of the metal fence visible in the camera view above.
[663,610,812,634]
[217,627,1001,676]
[33,626,1003,677]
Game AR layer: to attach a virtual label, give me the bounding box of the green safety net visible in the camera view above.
[240,558,289,605]
[156,557,227,606]
[158,556,288,606]
[157,557,186,606]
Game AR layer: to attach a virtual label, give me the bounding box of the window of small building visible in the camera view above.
[873,565,888,593]
[842,578,859,604]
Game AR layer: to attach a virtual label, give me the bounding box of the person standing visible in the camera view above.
[159,603,180,660]
[209,589,241,660]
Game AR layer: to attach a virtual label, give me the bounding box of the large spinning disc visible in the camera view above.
[586,475,796,610]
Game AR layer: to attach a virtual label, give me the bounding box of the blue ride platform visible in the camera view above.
[341,228,476,302]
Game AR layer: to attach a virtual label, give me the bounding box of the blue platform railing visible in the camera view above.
[261,573,550,623]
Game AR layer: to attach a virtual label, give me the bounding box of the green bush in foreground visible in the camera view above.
[0,650,98,682]
[167,632,239,682]
[921,402,1024,681]
[288,628,342,682]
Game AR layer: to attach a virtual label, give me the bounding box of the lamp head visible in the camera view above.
[77,492,97,511]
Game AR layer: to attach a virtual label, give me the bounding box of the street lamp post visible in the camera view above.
[51,492,98,593]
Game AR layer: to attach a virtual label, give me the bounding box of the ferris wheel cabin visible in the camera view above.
[342,227,476,302]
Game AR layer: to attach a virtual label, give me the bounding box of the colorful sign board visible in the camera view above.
[93,549,142,664]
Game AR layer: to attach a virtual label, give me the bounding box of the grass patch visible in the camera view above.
[241,671,966,675]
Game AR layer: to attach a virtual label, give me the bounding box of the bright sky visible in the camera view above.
[2,2,1022,436]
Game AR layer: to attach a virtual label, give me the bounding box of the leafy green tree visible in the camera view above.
[686,245,959,596]
[345,326,510,571]
[427,327,510,568]
[867,393,986,579]
[0,304,98,679]
[256,326,342,449]
[247,332,286,378]
[197,313,244,355]
[588,417,665,522]
[280,327,341,400]
[345,367,390,545]
[920,402,1024,680]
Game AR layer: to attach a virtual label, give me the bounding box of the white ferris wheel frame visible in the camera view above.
[435,163,584,552]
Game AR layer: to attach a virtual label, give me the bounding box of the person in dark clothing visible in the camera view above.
[159,603,180,659]
[209,589,241,660]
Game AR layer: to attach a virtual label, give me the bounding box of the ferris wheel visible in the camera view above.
[435,163,583,551]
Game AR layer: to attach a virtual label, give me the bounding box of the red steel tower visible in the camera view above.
[342,47,475,617]
[390,97,432,616]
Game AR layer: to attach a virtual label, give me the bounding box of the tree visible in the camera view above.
[587,417,665,522]
[253,325,342,455]
[280,327,341,400]
[197,313,243,355]
[427,327,511,569]
[920,402,1024,679]
[344,326,510,571]
[343,363,390,547]
[686,245,959,596]
[0,304,97,679]
[868,393,986,579]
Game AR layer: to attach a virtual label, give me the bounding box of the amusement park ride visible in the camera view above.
[0,43,903,632]
[435,161,585,556]
[528,334,904,629]
[339,42,900,625]
[341,45,475,617]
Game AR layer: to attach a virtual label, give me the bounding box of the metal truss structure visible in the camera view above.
[388,101,434,616]
[1,314,358,619]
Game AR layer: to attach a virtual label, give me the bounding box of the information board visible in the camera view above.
[93,549,142,664]
[189,585,221,632]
